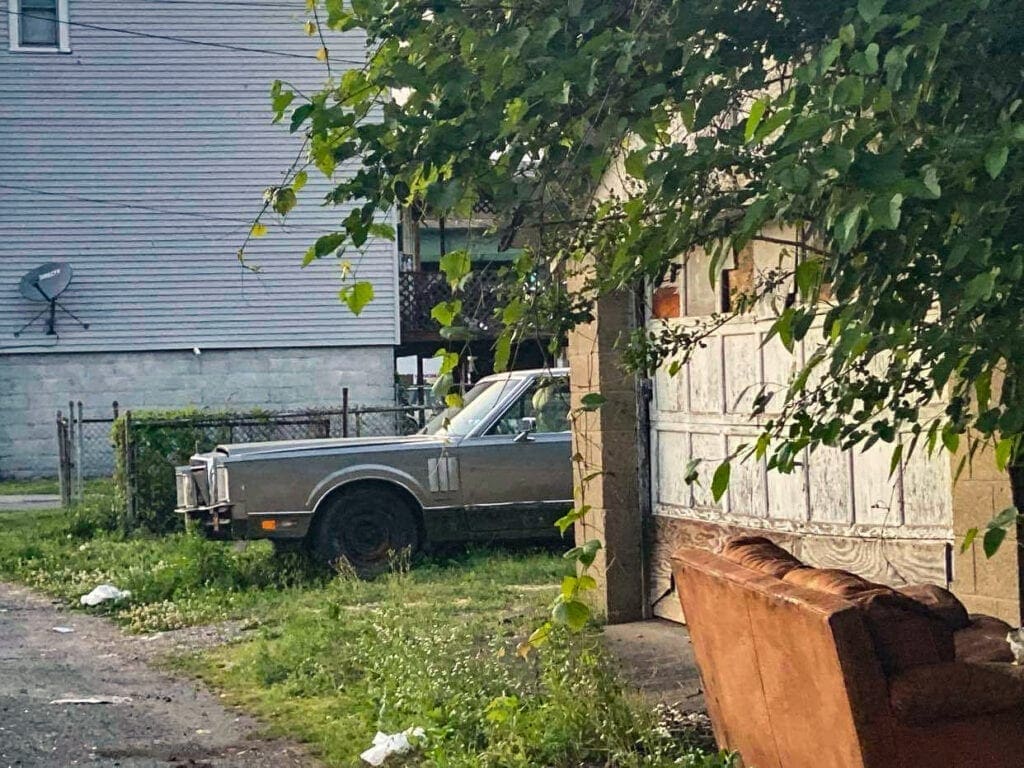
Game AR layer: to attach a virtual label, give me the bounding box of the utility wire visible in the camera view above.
[8,9,368,65]
[0,182,340,230]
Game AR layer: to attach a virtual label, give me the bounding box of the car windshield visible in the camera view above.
[421,377,522,437]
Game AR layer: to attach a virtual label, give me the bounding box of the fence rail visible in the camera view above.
[56,391,439,524]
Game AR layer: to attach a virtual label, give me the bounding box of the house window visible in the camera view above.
[9,0,70,52]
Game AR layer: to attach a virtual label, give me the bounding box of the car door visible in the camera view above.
[455,376,573,535]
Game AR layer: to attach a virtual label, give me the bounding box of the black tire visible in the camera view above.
[311,484,420,577]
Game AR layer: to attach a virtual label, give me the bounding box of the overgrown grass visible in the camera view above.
[0,477,60,495]
[0,486,733,768]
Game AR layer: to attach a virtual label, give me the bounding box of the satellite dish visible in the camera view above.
[14,262,89,338]
[19,262,73,302]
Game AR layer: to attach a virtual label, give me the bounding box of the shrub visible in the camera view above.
[110,408,257,533]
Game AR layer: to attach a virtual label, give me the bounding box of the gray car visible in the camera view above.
[176,368,572,572]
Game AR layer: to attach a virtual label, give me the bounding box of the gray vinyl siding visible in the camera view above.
[0,1,399,354]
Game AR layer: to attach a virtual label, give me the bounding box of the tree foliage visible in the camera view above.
[268,0,1024,525]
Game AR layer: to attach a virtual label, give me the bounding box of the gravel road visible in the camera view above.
[0,582,320,768]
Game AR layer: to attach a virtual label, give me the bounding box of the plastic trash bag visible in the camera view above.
[360,727,425,766]
[80,584,131,606]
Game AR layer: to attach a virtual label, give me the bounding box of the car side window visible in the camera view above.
[487,378,570,436]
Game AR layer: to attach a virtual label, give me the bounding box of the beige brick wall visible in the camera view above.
[950,440,1023,624]
[567,279,645,624]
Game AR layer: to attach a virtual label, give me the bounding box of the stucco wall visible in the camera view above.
[0,346,394,478]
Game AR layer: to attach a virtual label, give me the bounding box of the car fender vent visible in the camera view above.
[428,456,459,493]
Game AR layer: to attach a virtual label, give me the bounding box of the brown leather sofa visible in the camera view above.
[672,537,1024,768]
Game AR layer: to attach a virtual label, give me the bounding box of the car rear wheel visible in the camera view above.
[311,484,420,577]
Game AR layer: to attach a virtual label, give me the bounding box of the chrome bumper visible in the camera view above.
[175,464,232,536]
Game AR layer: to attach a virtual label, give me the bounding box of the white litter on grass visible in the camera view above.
[49,696,132,705]
[80,585,131,607]
[52,626,74,634]
[359,727,425,766]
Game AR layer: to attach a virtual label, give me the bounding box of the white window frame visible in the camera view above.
[8,0,70,53]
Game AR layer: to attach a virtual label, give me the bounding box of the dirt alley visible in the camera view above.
[0,582,320,768]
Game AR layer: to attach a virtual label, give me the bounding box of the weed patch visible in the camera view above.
[0,489,732,767]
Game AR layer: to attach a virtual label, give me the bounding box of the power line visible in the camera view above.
[134,0,307,8]
[0,182,339,230]
[8,9,368,65]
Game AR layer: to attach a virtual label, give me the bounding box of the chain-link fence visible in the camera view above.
[55,401,120,506]
[57,393,439,522]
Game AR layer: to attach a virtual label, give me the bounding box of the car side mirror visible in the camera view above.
[513,416,537,443]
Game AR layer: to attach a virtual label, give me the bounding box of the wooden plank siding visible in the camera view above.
[648,311,954,621]
[0,1,398,354]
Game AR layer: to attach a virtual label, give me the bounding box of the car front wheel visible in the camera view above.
[311,484,420,576]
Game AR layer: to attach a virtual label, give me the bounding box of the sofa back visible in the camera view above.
[672,547,898,768]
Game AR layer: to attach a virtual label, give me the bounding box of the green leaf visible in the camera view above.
[430,299,462,327]
[435,349,460,376]
[271,187,297,216]
[431,373,453,399]
[270,80,295,123]
[888,444,903,477]
[835,206,863,253]
[439,251,472,290]
[292,170,308,193]
[444,392,463,409]
[493,331,512,373]
[985,144,1009,179]
[579,393,607,411]
[794,258,823,300]
[312,232,346,259]
[753,108,792,143]
[834,75,865,107]
[962,271,995,309]
[961,527,978,553]
[250,222,268,238]
[995,438,1014,472]
[989,506,1020,530]
[553,599,591,632]
[289,102,314,133]
[983,526,1007,558]
[561,575,578,599]
[554,505,588,535]
[711,461,731,502]
[574,538,602,567]
[624,150,648,180]
[941,428,960,453]
[857,0,885,23]
[744,99,767,142]
[339,281,374,315]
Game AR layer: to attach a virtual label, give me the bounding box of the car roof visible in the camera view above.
[474,367,569,385]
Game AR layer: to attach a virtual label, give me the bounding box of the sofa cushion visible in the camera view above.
[856,590,957,674]
[889,661,1024,725]
[956,615,1015,663]
[720,536,804,579]
[782,566,883,599]
[782,566,955,674]
[898,584,971,631]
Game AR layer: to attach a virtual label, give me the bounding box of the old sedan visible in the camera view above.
[176,368,572,572]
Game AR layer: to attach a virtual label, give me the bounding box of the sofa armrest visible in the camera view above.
[889,661,1024,725]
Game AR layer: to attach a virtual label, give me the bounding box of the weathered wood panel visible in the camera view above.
[647,304,954,623]
[648,516,950,623]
